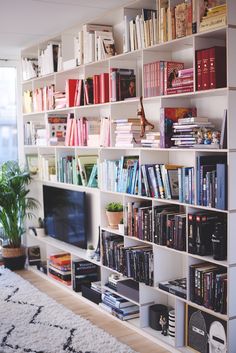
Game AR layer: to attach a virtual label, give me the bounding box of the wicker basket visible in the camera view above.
[2,246,26,259]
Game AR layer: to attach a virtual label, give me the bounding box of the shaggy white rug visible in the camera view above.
[0,267,137,353]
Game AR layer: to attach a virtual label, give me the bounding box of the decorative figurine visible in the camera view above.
[159,314,168,336]
[137,96,154,137]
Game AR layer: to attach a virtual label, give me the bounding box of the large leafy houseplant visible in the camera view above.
[0,161,38,269]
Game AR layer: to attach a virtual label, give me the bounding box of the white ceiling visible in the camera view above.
[0,0,130,58]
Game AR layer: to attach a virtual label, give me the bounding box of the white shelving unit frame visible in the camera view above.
[22,1,236,352]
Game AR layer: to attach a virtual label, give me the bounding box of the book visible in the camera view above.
[77,155,98,186]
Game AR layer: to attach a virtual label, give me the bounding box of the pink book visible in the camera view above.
[69,118,75,146]
[73,119,79,146]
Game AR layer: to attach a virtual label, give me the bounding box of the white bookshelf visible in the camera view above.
[22,0,236,352]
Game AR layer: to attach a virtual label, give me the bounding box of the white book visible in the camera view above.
[135,15,141,50]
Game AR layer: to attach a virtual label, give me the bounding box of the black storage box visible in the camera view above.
[116,279,139,303]
[81,284,102,305]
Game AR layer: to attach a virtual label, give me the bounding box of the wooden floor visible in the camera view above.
[18,270,170,353]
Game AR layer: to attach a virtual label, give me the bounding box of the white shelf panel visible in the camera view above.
[30,234,101,266]
[42,180,99,194]
[155,286,229,321]
[101,189,229,213]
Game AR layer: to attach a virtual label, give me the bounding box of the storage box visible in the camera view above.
[81,284,102,305]
[117,279,139,303]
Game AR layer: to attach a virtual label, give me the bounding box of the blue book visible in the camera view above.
[216,163,226,210]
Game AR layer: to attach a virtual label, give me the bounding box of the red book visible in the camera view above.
[209,46,226,89]
[100,73,109,103]
[196,50,202,91]
[65,79,78,107]
[202,49,210,90]
[93,75,100,104]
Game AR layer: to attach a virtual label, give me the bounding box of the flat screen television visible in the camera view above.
[43,185,87,249]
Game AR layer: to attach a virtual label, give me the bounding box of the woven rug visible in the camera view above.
[0,267,136,353]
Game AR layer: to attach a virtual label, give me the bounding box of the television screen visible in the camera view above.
[43,185,87,248]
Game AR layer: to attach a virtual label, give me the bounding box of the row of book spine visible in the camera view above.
[100,158,194,205]
[124,203,186,252]
[23,84,55,113]
[189,263,227,314]
[101,232,153,286]
[143,61,193,97]
[196,46,226,91]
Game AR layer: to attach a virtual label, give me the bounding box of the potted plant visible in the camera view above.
[87,244,95,258]
[106,202,123,229]
[0,161,38,270]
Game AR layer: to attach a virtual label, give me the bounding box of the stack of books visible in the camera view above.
[105,273,126,291]
[54,90,66,109]
[159,277,187,299]
[199,3,227,33]
[100,291,139,321]
[48,253,71,286]
[167,68,194,95]
[159,107,197,148]
[189,263,227,314]
[72,259,99,292]
[91,281,102,294]
[171,116,214,148]
[114,118,141,148]
[141,132,160,148]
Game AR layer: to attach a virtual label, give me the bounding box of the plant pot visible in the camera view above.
[2,246,26,271]
[106,211,123,229]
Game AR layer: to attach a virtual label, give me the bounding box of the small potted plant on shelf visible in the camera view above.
[118,218,124,234]
[87,244,95,259]
[0,161,38,270]
[35,217,46,238]
[106,202,123,229]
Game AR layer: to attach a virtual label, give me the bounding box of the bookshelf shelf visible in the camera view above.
[22,1,236,351]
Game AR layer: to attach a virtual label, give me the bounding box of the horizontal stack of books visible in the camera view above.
[102,231,153,286]
[141,132,160,148]
[105,273,126,292]
[171,116,215,148]
[72,259,99,292]
[100,291,140,321]
[167,68,194,95]
[159,277,187,299]
[48,253,71,286]
[54,90,66,109]
[114,118,141,148]
[199,3,227,33]
[189,263,227,314]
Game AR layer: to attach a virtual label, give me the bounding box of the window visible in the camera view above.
[0,66,18,163]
